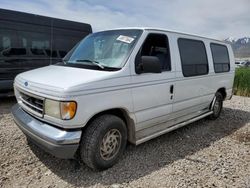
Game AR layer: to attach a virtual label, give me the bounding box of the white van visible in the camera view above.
[12,28,235,170]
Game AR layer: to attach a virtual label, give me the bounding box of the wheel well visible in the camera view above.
[217,88,226,100]
[83,108,136,144]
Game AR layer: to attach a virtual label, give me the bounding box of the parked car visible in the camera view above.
[235,61,246,68]
[0,8,92,96]
[235,61,244,68]
[244,61,250,67]
[12,28,235,170]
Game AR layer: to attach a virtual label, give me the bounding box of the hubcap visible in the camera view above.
[100,129,122,160]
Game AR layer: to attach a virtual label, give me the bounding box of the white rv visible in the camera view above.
[12,28,235,170]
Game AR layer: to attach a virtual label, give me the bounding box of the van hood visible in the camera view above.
[15,65,125,97]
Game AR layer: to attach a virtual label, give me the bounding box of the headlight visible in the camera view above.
[44,99,77,120]
[45,99,61,119]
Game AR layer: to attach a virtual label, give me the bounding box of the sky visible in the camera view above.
[1,0,249,39]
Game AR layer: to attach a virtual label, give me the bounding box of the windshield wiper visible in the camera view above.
[75,59,104,69]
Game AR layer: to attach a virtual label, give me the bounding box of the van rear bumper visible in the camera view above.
[11,104,82,159]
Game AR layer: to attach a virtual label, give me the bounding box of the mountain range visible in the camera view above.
[224,37,250,59]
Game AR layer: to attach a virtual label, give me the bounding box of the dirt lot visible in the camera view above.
[0,96,249,188]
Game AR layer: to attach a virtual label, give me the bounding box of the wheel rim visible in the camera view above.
[100,129,122,160]
[213,98,221,115]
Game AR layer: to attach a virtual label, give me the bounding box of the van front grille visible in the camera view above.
[19,92,44,116]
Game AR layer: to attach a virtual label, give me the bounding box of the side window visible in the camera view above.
[3,36,11,49]
[178,38,208,77]
[210,43,230,73]
[0,29,26,56]
[137,33,171,73]
[19,31,50,57]
[31,39,49,56]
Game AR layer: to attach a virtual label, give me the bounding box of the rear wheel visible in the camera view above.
[80,114,127,170]
[209,92,223,120]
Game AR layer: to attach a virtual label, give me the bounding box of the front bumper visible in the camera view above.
[11,104,82,159]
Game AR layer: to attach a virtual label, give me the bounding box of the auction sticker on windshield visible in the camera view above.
[116,35,134,44]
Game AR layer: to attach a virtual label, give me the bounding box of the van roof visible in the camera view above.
[99,27,227,44]
[0,8,92,32]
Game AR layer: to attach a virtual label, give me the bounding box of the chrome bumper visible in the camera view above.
[11,104,82,159]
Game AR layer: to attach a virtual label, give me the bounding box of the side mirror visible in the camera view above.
[136,56,161,74]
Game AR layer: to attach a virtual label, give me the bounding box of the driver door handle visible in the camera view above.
[170,85,174,94]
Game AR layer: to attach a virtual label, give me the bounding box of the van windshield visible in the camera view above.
[61,29,142,71]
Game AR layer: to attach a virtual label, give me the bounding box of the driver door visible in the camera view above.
[130,33,175,140]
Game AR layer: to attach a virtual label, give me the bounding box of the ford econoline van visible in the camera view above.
[12,28,235,170]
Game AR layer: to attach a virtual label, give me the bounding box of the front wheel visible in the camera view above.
[209,92,223,120]
[80,114,127,170]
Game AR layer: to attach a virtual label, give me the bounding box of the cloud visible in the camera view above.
[1,0,249,39]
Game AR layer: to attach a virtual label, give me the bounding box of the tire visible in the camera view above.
[208,92,223,120]
[80,114,127,170]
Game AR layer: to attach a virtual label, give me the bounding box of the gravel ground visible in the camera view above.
[0,96,249,188]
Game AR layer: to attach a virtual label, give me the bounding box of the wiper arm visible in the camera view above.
[75,59,104,69]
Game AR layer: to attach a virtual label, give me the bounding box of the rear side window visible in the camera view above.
[178,38,208,77]
[210,43,230,73]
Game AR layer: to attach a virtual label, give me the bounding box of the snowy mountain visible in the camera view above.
[224,37,250,58]
[225,37,237,43]
[225,37,250,44]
